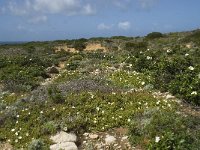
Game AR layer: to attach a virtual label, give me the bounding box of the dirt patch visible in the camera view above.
[79,128,134,150]
[55,45,77,53]
[54,43,107,53]
[58,62,66,69]
[85,43,107,52]
[0,143,13,150]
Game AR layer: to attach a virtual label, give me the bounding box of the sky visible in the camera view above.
[0,0,200,41]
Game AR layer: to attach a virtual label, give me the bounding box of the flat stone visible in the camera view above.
[89,133,99,139]
[83,133,89,136]
[50,131,77,143]
[50,142,78,150]
[95,143,103,149]
[121,136,128,140]
[166,94,175,99]
[105,135,116,144]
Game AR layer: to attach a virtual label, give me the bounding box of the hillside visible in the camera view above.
[0,30,200,150]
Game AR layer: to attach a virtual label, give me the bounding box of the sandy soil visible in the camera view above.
[54,43,107,53]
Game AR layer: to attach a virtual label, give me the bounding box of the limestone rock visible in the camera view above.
[105,135,116,144]
[50,142,78,150]
[166,94,175,99]
[50,131,77,143]
[89,133,99,139]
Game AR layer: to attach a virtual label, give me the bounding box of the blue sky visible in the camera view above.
[0,0,200,41]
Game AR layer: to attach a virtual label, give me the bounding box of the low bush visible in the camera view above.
[28,139,48,150]
[128,110,200,149]
[146,32,164,39]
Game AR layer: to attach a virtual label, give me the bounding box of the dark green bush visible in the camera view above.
[28,139,48,150]
[146,32,164,39]
[41,121,58,135]
[48,86,65,104]
[125,42,147,51]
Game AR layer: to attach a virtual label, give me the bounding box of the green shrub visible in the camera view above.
[48,86,65,104]
[125,42,148,56]
[41,121,58,135]
[72,39,87,51]
[169,65,200,105]
[28,139,48,150]
[146,32,164,39]
[128,110,200,149]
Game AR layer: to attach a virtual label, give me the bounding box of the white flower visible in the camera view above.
[191,91,197,95]
[119,116,122,118]
[141,82,145,85]
[53,107,56,110]
[93,120,97,124]
[15,139,18,143]
[188,66,194,70]
[146,56,152,60]
[16,115,19,118]
[102,110,105,114]
[11,129,15,132]
[26,133,29,136]
[167,49,172,53]
[156,100,160,105]
[155,136,160,143]
[15,132,18,136]
[18,136,22,139]
[128,119,131,122]
[40,111,43,114]
[185,53,189,56]
[96,107,100,111]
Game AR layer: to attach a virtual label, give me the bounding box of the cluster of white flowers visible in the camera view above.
[155,136,160,143]
[188,66,194,70]
[191,91,197,95]
[112,92,116,95]
[146,56,152,60]
[156,100,160,105]
[167,49,172,53]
